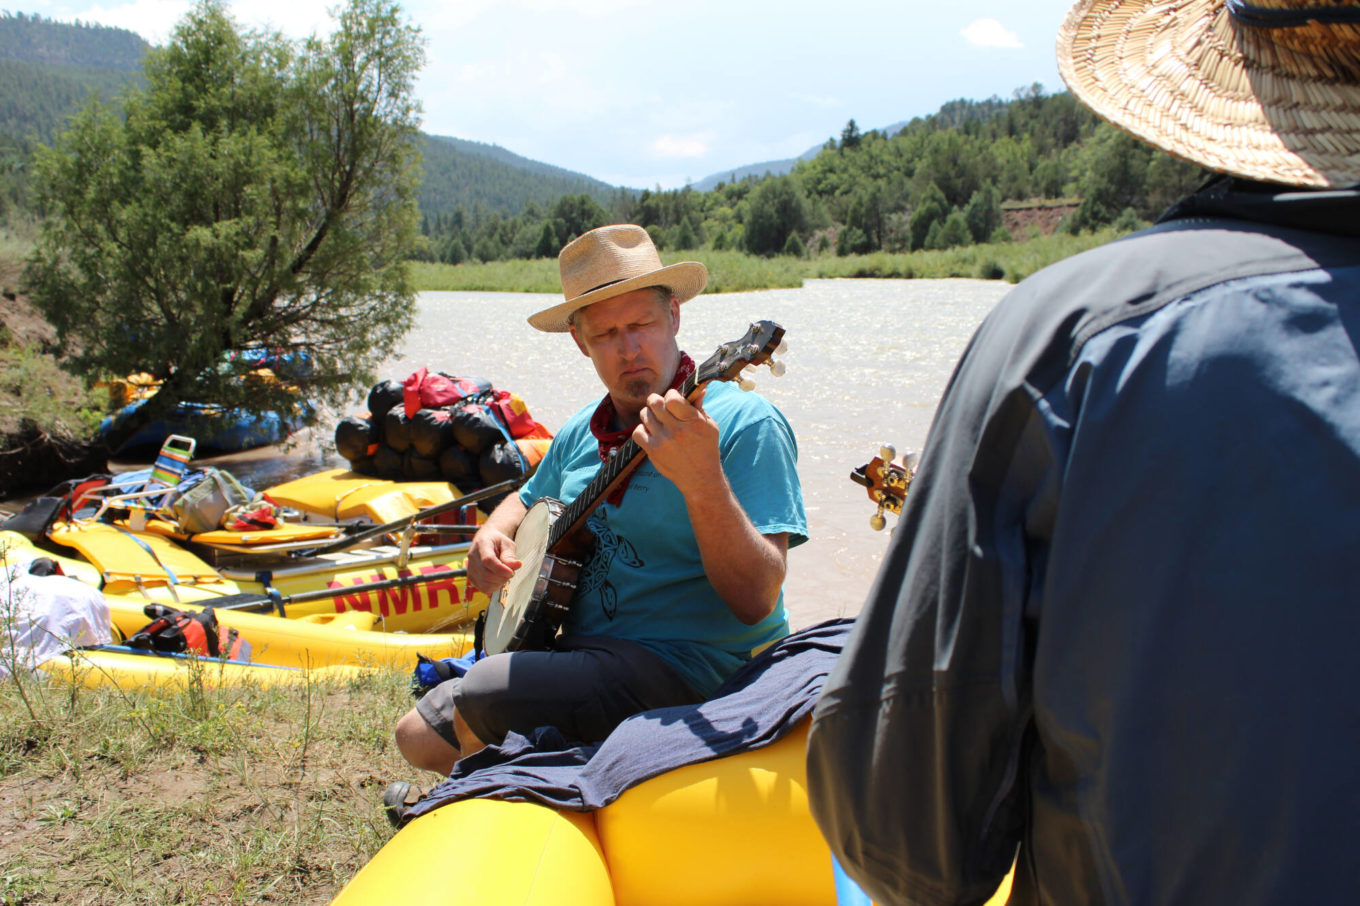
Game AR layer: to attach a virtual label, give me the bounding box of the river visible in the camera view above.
[122,278,1012,629]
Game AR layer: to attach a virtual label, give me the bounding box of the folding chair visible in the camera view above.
[75,435,198,527]
[149,434,196,486]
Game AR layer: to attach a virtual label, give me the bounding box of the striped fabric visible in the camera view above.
[149,435,196,486]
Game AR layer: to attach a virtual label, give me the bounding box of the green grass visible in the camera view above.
[0,650,417,905]
[0,222,35,295]
[411,229,1130,294]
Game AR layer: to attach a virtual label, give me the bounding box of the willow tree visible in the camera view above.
[25,0,425,454]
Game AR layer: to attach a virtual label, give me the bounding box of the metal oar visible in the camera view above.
[202,568,469,615]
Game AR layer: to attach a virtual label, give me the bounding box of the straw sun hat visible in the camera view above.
[1058,0,1360,187]
[529,224,709,333]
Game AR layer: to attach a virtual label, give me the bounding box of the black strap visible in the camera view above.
[199,607,221,658]
[473,609,487,659]
[1226,0,1360,27]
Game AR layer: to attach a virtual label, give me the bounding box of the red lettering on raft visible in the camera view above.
[326,563,463,617]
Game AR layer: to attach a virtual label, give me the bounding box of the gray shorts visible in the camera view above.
[415,635,703,748]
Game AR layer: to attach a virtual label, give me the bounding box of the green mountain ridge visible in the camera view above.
[0,12,623,218]
[0,11,147,70]
[691,95,1023,192]
[418,133,619,216]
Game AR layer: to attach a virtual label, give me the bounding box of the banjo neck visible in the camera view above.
[547,369,703,548]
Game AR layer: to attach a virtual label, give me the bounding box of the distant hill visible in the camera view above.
[0,13,1043,223]
[690,95,1022,192]
[0,13,147,144]
[690,145,824,192]
[418,134,619,218]
[0,14,619,218]
[0,11,146,70]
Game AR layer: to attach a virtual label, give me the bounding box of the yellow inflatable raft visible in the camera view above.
[2,530,471,673]
[39,519,486,635]
[330,721,1014,906]
[38,646,377,690]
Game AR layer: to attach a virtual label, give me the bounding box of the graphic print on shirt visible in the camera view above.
[579,512,643,619]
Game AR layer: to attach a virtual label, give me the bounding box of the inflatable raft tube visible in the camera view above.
[266,469,463,524]
[28,520,486,635]
[101,593,472,670]
[330,721,1015,906]
[39,645,376,690]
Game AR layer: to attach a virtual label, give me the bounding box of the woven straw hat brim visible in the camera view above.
[528,261,708,333]
[1058,0,1360,187]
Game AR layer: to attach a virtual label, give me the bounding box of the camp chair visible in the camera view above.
[75,435,198,527]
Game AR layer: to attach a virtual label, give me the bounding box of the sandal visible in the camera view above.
[383,780,424,828]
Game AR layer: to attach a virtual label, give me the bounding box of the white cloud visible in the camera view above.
[960,18,1022,49]
[652,133,711,158]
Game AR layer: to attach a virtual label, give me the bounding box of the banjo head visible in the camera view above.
[483,498,564,655]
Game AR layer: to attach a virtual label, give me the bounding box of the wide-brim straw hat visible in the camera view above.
[1057,0,1360,188]
[529,224,708,333]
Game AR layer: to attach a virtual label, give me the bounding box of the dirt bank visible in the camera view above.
[0,292,107,498]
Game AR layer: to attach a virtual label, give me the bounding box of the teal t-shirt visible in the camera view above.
[517,380,807,697]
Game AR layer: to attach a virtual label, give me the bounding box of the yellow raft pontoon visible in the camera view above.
[331,720,1014,906]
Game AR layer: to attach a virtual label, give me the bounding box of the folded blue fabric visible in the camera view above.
[404,618,852,820]
[410,650,481,694]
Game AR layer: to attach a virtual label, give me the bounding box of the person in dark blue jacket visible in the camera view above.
[807,2,1360,905]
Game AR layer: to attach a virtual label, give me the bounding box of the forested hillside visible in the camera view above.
[0,58,142,142]
[0,11,146,69]
[0,13,148,216]
[418,134,618,220]
[0,14,620,223]
[0,12,146,142]
[421,85,1209,265]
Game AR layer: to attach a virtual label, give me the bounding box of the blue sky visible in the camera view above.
[25,0,1076,189]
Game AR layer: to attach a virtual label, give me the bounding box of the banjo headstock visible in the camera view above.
[694,320,787,390]
[850,444,918,531]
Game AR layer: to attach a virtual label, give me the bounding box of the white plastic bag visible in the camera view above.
[0,557,112,678]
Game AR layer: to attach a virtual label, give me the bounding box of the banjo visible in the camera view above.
[480,320,788,655]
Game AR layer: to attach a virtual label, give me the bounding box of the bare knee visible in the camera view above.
[394,707,460,776]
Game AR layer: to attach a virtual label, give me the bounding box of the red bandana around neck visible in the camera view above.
[588,352,695,504]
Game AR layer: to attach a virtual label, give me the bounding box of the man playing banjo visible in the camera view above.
[393,224,807,777]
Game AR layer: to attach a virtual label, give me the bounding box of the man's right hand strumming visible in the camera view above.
[466,494,528,593]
